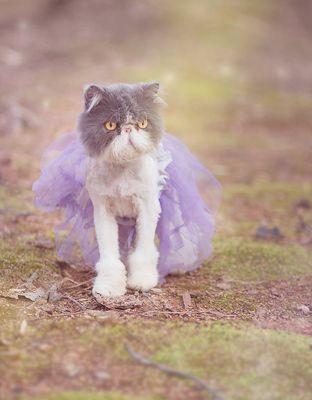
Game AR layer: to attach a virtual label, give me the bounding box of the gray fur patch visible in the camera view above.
[79,82,164,158]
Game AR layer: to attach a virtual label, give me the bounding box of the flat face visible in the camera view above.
[79,82,164,162]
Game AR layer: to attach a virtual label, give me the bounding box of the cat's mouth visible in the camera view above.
[103,129,154,164]
[128,136,137,149]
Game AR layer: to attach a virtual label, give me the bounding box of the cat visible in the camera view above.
[33,82,219,293]
[79,82,165,297]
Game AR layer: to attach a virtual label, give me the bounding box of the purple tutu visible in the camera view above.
[33,132,221,280]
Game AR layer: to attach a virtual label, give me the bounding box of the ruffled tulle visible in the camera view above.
[33,131,221,280]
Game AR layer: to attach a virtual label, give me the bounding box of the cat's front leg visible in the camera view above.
[127,196,160,291]
[92,196,126,298]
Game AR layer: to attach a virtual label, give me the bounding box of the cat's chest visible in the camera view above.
[86,154,159,199]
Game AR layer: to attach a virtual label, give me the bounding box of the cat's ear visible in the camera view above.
[83,84,103,112]
[142,81,166,106]
[143,81,160,94]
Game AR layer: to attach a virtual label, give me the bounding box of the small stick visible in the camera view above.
[125,344,222,400]
[139,310,236,318]
[61,295,86,310]
[65,278,93,289]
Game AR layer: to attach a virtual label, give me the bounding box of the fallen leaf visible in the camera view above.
[21,271,38,287]
[20,319,28,335]
[182,292,192,308]
[47,283,62,302]
[85,309,119,321]
[9,287,46,302]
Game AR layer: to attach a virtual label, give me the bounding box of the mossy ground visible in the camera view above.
[4,321,312,400]
[1,0,311,399]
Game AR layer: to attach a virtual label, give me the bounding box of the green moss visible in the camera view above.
[2,319,312,400]
[225,182,312,208]
[212,292,256,314]
[0,186,34,212]
[219,181,312,240]
[251,86,312,121]
[26,392,162,400]
[153,323,312,400]
[207,237,312,282]
[0,239,55,276]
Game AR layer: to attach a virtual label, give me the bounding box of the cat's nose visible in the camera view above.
[122,125,133,134]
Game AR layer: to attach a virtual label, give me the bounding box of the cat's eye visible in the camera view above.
[138,118,148,129]
[104,121,117,131]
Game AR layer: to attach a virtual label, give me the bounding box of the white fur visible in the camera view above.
[104,125,154,164]
[87,129,162,298]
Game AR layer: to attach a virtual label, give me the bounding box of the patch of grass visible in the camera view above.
[225,182,312,208]
[207,237,312,282]
[26,392,162,400]
[0,237,58,298]
[2,318,312,400]
[220,182,312,236]
[0,239,55,274]
[22,391,165,400]
[0,186,34,212]
[252,86,312,122]
[153,322,312,400]
[211,292,256,315]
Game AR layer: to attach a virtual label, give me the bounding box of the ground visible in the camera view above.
[0,1,311,399]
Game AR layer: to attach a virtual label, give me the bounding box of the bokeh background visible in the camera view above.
[0,1,311,400]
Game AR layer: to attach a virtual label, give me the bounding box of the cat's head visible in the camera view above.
[78,82,165,163]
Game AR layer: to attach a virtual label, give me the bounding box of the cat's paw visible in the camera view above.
[127,250,159,292]
[92,260,127,298]
[127,271,158,291]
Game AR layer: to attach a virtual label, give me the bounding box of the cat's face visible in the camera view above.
[79,82,165,163]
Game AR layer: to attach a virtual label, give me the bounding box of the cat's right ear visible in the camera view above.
[84,84,103,112]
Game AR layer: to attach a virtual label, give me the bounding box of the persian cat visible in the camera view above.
[33,81,219,300]
[79,82,164,297]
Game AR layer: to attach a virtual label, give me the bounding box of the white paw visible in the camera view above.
[92,259,127,298]
[127,271,158,291]
[127,249,159,292]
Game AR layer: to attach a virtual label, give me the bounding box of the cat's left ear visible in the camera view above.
[142,81,166,106]
[83,84,103,112]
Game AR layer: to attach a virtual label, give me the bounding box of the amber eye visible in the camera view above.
[138,118,148,129]
[104,121,117,131]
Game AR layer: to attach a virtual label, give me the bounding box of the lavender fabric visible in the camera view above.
[33,132,221,280]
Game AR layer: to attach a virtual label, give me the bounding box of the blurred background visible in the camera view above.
[0,1,311,400]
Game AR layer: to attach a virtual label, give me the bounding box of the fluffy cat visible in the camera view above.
[79,82,165,297]
[33,82,220,300]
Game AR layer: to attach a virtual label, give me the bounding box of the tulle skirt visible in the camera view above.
[33,132,221,280]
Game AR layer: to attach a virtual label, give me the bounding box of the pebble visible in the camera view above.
[94,370,110,380]
[150,288,162,293]
[64,362,81,377]
[296,304,310,315]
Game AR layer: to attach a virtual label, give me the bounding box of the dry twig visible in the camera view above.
[125,344,222,400]
[61,295,87,310]
[65,278,93,289]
